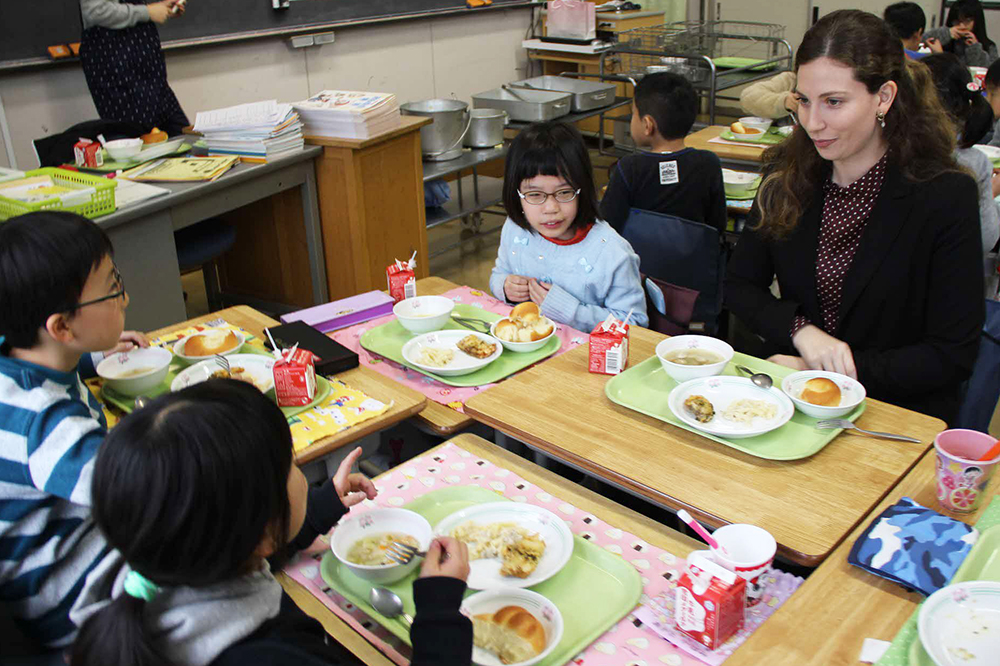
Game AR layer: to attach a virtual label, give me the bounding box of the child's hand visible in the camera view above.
[103,331,150,357]
[332,446,377,508]
[992,172,1000,198]
[148,1,176,23]
[528,278,551,306]
[504,275,530,302]
[419,537,470,582]
[926,37,943,53]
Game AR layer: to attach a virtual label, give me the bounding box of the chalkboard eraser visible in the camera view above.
[47,45,72,59]
[467,0,492,6]
[69,43,81,56]
[290,35,315,48]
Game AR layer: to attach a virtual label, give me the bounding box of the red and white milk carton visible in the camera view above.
[588,314,630,375]
[675,553,746,650]
[73,138,104,169]
[386,252,417,304]
[272,347,317,407]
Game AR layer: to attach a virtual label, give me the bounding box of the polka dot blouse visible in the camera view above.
[790,152,888,339]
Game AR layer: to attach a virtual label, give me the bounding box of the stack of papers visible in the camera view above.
[120,156,238,183]
[293,90,400,140]
[0,175,94,206]
[193,100,304,163]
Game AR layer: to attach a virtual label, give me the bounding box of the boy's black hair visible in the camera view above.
[947,0,995,51]
[985,58,1000,89]
[0,211,113,349]
[71,379,295,666]
[883,2,926,41]
[922,52,995,147]
[633,72,698,141]
[502,121,599,232]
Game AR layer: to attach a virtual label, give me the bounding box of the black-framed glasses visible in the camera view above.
[517,188,581,205]
[73,264,126,310]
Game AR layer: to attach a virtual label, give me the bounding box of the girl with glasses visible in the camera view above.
[489,122,648,331]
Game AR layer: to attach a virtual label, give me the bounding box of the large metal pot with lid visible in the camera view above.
[463,108,508,148]
[400,99,471,161]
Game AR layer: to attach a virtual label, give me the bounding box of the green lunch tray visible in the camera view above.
[359,303,561,387]
[908,524,1000,665]
[713,56,779,72]
[605,353,866,460]
[100,344,333,420]
[725,182,760,201]
[68,142,193,174]
[719,127,787,145]
[320,485,643,665]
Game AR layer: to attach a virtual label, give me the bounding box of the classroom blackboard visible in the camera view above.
[0,0,537,68]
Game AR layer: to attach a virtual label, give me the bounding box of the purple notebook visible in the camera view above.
[280,291,395,333]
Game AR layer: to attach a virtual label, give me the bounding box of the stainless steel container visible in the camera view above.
[400,99,470,161]
[464,109,508,148]
[510,76,617,112]
[471,88,572,122]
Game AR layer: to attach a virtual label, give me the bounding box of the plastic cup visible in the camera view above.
[934,429,1000,513]
[708,523,777,607]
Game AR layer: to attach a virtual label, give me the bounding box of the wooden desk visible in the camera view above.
[727,449,1000,666]
[149,306,427,465]
[278,433,703,666]
[686,125,768,170]
[464,327,946,566]
[306,116,431,301]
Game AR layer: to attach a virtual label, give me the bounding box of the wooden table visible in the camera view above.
[464,327,946,566]
[278,432,702,666]
[686,125,768,170]
[727,449,1000,666]
[149,306,427,465]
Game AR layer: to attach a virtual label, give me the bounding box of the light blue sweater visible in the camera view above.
[489,218,648,331]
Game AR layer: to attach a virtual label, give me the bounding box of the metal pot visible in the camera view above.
[400,99,471,161]
[464,108,507,148]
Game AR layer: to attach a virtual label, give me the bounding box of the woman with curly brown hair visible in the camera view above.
[725,9,985,424]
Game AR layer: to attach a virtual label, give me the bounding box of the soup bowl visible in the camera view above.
[656,335,734,383]
[330,508,433,584]
[96,346,173,396]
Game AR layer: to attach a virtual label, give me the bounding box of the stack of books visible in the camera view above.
[193,100,304,163]
[293,90,400,140]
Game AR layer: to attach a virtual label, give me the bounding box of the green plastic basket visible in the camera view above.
[0,168,117,221]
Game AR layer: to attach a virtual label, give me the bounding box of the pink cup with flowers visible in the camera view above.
[934,429,1000,513]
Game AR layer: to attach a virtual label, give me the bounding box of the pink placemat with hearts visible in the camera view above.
[328,287,587,413]
[283,443,803,665]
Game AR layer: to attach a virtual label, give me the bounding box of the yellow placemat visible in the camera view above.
[287,379,390,453]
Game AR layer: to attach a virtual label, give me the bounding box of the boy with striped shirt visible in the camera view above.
[0,212,146,650]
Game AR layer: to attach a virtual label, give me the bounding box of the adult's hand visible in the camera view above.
[791,324,857,378]
[504,275,530,303]
[419,537,470,582]
[766,354,808,371]
[332,447,377,508]
[147,1,175,23]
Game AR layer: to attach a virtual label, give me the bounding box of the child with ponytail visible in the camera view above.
[69,379,472,666]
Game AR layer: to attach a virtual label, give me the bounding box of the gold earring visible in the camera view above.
[876,110,886,128]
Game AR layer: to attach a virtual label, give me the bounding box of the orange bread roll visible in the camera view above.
[472,606,546,664]
[800,377,841,406]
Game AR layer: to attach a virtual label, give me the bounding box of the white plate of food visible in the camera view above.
[918,581,1000,666]
[668,376,794,439]
[401,330,502,377]
[172,328,246,362]
[464,588,564,666]
[435,502,574,590]
[170,354,275,393]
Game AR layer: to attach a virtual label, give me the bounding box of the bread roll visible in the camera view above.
[800,377,841,406]
[730,121,746,134]
[494,319,518,342]
[183,330,240,357]
[510,302,539,319]
[473,605,546,664]
[141,127,168,144]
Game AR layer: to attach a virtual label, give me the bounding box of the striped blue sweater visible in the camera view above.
[0,345,113,648]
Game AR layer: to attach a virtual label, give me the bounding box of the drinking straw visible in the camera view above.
[677,509,728,555]
[978,438,1000,462]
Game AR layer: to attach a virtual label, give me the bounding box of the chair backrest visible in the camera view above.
[956,298,1000,433]
[643,274,700,336]
[620,208,725,333]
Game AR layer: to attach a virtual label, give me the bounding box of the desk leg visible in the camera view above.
[300,165,329,304]
[106,211,186,331]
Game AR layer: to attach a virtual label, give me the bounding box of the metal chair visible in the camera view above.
[174,219,237,312]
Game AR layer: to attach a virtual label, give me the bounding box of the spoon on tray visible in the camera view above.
[370,587,413,627]
[735,365,773,390]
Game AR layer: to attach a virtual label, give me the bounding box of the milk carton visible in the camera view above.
[675,553,746,650]
[272,348,317,407]
[588,314,629,375]
[386,253,417,304]
[73,139,104,168]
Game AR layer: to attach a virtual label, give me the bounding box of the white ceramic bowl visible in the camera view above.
[721,169,761,197]
[781,370,866,419]
[330,508,433,585]
[489,318,556,353]
[656,335,734,383]
[172,329,246,362]
[463,588,564,666]
[96,346,173,397]
[739,116,773,133]
[104,138,144,161]
[775,125,794,137]
[393,296,455,334]
[973,143,1000,162]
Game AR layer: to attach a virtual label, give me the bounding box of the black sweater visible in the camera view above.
[600,147,727,233]
[212,481,473,666]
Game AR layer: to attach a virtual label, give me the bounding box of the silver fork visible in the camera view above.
[816,419,921,443]
[214,354,231,377]
[451,316,493,334]
[385,541,427,565]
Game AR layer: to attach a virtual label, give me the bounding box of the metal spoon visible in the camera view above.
[369,587,413,627]
[735,365,774,390]
[133,396,151,410]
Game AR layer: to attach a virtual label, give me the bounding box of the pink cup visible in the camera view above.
[934,429,1000,513]
[706,524,776,607]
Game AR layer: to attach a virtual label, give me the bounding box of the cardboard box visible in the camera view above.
[386,256,417,304]
[272,348,317,407]
[675,554,746,651]
[588,314,629,375]
[279,291,394,333]
[73,139,103,169]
